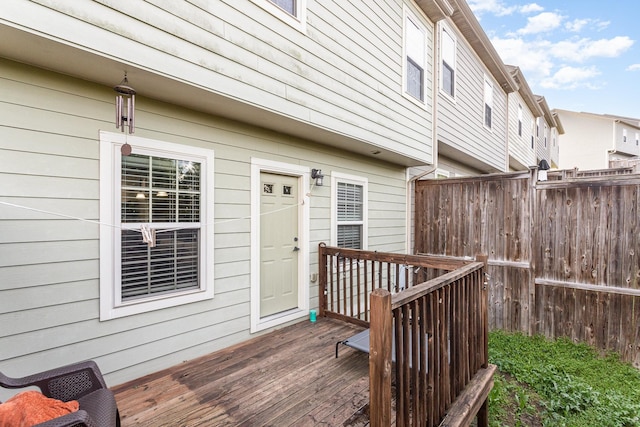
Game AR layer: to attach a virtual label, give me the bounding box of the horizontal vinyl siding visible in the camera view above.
[0,59,406,388]
[437,23,507,172]
[507,92,536,169]
[0,0,433,163]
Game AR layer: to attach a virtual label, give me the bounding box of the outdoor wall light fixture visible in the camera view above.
[311,168,324,186]
[114,73,136,134]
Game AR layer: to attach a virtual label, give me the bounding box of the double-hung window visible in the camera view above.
[518,104,523,137]
[99,132,214,320]
[332,172,368,249]
[484,78,493,129]
[404,10,427,102]
[441,25,456,98]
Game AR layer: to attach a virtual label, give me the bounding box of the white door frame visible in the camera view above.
[250,158,310,333]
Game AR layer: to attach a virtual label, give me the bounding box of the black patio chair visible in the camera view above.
[0,360,120,427]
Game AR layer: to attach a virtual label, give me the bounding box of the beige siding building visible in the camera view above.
[555,109,640,170]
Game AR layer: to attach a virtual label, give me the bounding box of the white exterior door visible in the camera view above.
[259,172,299,317]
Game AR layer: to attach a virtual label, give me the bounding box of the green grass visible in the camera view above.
[488,331,640,427]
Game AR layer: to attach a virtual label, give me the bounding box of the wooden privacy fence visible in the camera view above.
[318,244,495,426]
[415,168,640,368]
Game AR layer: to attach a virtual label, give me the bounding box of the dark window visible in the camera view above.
[442,62,454,97]
[407,57,424,101]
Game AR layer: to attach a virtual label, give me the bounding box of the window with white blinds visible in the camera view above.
[332,173,368,250]
[120,154,201,300]
[99,132,214,320]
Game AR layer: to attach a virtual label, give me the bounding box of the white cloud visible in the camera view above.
[627,64,640,71]
[517,12,564,35]
[540,66,601,89]
[519,3,544,14]
[552,36,634,62]
[565,19,589,32]
[491,36,554,79]
[467,0,517,17]
[565,18,611,33]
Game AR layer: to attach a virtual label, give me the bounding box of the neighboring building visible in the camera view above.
[433,0,517,177]
[535,96,564,168]
[554,109,640,170]
[506,66,544,171]
[0,0,440,389]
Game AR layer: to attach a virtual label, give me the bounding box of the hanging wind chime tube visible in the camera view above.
[114,73,136,134]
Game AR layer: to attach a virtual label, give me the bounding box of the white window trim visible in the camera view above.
[402,6,428,107]
[439,22,457,101]
[483,76,493,131]
[435,168,450,179]
[250,158,310,333]
[331,171,368,249]
[251,0,307,32]
[99,131,215,320]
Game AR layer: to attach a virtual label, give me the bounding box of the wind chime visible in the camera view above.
[114,73,136,156]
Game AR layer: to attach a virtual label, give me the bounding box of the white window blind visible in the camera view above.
[337,182,364,249]
[121,154,201,301]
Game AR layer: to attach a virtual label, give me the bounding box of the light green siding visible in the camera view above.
[0,59,407,387]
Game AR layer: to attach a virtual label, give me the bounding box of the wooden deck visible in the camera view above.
[113,318,374,426]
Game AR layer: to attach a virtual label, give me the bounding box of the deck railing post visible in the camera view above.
[369,288,392,427]
[476,254,490,427]
[319,243,327,317]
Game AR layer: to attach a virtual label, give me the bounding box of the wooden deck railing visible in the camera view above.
[319,244,494,427]
[318,243,473,326]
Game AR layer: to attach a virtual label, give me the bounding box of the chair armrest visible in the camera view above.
[0,361,108,402]
[34,409,98,427]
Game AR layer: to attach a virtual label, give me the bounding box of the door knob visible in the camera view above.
[293,246,300,251]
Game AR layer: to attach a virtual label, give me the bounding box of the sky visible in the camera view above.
[467,0,640,119]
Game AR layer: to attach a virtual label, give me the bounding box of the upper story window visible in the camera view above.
[252,0,307,31]
[636,132,639,146]
[332,172,368,250]
[518,104,523,137]
[441,25,456,98]
[544,123,548,147]
[531,120,535,149]
[404,10,427,103]
[623,128,628,143]
[484,78,493,129]
[99,132,215,320]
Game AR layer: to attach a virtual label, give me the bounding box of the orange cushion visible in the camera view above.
[0,390,79,427]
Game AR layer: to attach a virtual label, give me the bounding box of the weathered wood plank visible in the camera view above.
[113,319,371,426]
[439,365,497,427]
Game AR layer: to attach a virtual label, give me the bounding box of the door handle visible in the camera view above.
[293,246,300,252]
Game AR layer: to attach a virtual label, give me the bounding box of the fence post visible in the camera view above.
[318,243,327,317]
[475,254,490,427]
[370,288,392,427]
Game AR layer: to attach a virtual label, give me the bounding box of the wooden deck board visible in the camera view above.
[113,318,372,426]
